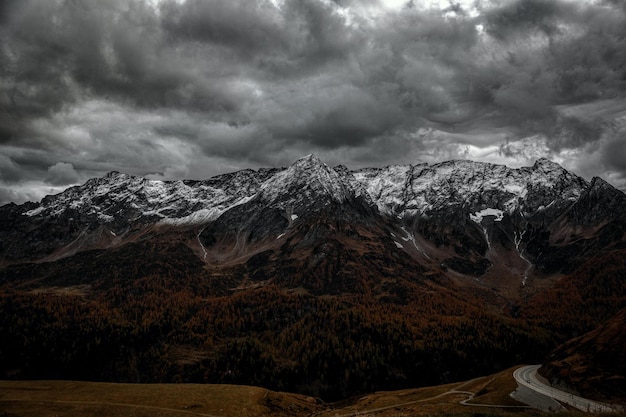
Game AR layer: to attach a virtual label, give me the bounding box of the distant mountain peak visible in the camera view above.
[532,157,564,171]
[259,154,350,209]
[100,170,135,182]
[589,176,616,190]
[296,153,322,163]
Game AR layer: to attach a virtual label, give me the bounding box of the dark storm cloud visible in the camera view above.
[282,0,366,65]
[260,82,406,148]
[0,154,23,182]
[482,0,573,40]
[160,0,364,79]
[160,0,288,53]
[46,162,79,185]
[456,0,626,148]
[0,3,76,141]
[604,132,626,173]
[0,0,240,128]
[2,0,626,205]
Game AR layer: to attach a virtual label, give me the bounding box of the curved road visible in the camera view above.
[513,365,618,412]
[329,377,531,417]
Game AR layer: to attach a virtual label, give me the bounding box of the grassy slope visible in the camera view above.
[3,368,625,417]
[0,380,318,417]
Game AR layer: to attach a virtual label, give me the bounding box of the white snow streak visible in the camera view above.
[23,206,45,216]
[400,226,431,259]
[469,209,504,251]
[514,230,532,285]
[197,228,208,261]
[481,226,491,250]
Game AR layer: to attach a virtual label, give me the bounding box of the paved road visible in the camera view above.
[513,365,619,412]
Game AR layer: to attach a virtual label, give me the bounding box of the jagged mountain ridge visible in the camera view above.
[2,154,625,279]
[7,155,589,224]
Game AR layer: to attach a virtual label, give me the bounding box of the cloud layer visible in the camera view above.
[1,0,626,204]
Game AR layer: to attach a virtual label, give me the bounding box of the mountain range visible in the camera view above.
[1,155,625,402]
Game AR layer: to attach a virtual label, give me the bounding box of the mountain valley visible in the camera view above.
[1,155,625,405]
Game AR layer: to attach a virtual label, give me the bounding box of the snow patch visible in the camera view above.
[504,184,527,197]
[470,208,504,223]
[23,206,45,216]
[480,226,491,249]
[197,228,208,261]
[232,194,256,208]
[514,230,532,286]
[469,209,503,250]
[400,226,431,259]
[160,208,223,225]
[394,241,403,249]
[291,214,298,221]
[98,213,114,222]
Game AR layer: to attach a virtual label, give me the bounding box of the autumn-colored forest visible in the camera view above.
[1,241,625,401]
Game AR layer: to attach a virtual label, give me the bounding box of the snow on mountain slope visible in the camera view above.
[259,154,352,211]
[5,155,625,278]
[353,164,413,215]
[355,158,588,220]
[17,156,590,228]
[22,168,277,227]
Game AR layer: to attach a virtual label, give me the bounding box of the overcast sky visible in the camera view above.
[1,0,626,205]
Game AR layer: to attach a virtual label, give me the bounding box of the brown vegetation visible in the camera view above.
[3,368,624,417]
[1,233,626,402]
[540,307,626,404]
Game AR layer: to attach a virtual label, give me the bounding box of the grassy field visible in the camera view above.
[316,366,540,417]
[0,380,318,417]
[1,367,625,417]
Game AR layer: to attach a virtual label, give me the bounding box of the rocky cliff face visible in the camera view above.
[1,155,624,283]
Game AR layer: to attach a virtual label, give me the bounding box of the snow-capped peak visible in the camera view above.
[259,154,351,208]
[532,157,563,171]
[354,158,588,219]
[21,169,265,226]
[17,156,593,231]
